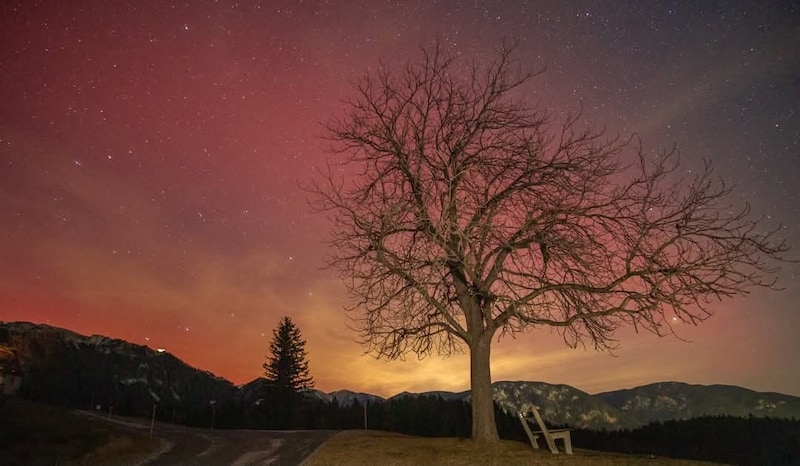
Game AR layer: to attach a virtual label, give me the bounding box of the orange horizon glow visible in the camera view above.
[5,282,795,398]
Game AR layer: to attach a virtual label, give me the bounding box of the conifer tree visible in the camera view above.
[263,316,314,391]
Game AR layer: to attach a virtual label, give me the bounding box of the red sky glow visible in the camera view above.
[1,1,798,397]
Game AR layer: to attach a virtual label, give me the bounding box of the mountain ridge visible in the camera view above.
[2,320,798,429]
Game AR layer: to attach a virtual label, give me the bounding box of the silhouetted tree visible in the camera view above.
[263,316,314,391]
[309,41,790,443]
[261,316,314,428]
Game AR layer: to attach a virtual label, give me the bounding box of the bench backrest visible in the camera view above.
[532,405,559,452]
[518,405,561,453]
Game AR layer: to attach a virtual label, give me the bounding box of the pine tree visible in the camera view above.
[263,316,314,391]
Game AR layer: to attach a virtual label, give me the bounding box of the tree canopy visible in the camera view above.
[310,42,789,442]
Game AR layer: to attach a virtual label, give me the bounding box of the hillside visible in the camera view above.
[595,381,800,424]
[0,398,161,465]
[3,321,799,431]
[0,321,237,426]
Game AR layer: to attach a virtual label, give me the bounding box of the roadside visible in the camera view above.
[0,398,161,466]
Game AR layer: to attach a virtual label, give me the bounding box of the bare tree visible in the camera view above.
[309,43,789,443]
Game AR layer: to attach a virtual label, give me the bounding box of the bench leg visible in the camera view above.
[561,436,573,455]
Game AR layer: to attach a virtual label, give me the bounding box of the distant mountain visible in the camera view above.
[239,377,271,403]
[329,389,386,406]
[419,390,469,401]
[304,388,386,406]
[491,380,633,429]
[388,383,625,429]
[595,381,800,425]
[3,321,799,431]
[374,380,800,430]
[491,380,800,429]
[241,380,386,407]
[388,390,468,401]
[386,385,625,429]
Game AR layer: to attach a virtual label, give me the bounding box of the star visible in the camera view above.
[0,0,797,398]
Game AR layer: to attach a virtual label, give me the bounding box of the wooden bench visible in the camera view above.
[517,405,573,455]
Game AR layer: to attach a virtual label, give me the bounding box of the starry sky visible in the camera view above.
[1,1,798,398]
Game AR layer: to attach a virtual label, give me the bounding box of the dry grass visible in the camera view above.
[302,431,721,466]
[80,433,163,466]
[0,398,161,466]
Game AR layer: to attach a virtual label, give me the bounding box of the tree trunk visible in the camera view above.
[469,335,499,442]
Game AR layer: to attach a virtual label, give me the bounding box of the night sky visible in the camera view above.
[1,1,798,398]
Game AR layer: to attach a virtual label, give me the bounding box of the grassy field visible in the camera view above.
[0,398,162,466]
[302,430,721,466]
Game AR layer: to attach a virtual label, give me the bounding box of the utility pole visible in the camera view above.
[150,404,157,437]
[210,400,216,430]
